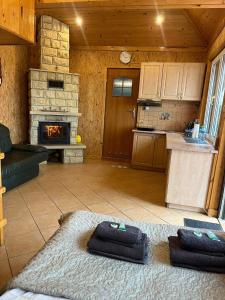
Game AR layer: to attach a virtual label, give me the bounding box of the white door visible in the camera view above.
[181,63,205,101]
[138,63,163,100]
[161,63,184,100]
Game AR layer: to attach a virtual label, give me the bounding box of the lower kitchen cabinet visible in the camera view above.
[153,135,168,169]
[132,132,167,171]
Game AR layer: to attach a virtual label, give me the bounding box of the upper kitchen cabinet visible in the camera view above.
[0,0,35,44]
[139,62,205,102]
[19,0,35,42]
[138,63,163,100]
[181,63,205,101]
[161,63,183,100]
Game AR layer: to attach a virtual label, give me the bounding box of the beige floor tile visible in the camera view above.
[144,204,185,226]
[41,226,59,242]
[3,193,26,209]
[9,252,36,276]
[0,259,12,290]
[5,215,39,237]
[27,199,60,216]
[108,197,140,212]
[87,202,117,214]
[33,211,62,231]
[4,205,31,220]
[5,230,45,258]
[107,210,131,220]
[21,190,50,204]
[54,199,88,214]
[123,207,166,224]
[77,193,106,206]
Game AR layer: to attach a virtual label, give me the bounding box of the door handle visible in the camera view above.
[128,108,136,119]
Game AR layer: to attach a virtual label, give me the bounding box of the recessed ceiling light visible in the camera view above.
[76,17,83,26]
[156,15,164,25]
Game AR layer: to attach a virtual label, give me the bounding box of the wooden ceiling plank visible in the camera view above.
[182,9,208,45]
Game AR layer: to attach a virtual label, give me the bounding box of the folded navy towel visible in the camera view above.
[95,221,142,244]
[87,231,149,262]
[88,249,148,265]
[169,236,225,273]
[178,229,225,255]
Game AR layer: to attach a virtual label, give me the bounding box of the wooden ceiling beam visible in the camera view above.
[71,45,207,52]
[36,0,225,9]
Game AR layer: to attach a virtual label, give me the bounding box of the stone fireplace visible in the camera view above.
[29,15,85,163]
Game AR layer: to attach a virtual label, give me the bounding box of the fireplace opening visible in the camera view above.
[38,122,70,145]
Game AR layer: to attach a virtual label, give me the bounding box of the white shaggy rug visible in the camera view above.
[9,210,225,300]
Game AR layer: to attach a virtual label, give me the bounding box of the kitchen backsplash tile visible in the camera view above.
[137,100,199,131]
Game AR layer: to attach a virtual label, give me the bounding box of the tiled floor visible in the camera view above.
[0,159,222,290]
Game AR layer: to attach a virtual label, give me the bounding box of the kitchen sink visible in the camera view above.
[184,137,208,145]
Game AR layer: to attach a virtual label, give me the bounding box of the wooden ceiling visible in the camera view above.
[36,1,225,50]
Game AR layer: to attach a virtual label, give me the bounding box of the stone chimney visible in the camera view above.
[38,15,70,73]
[28,15,86,163]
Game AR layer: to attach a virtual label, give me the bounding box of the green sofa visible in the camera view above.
[0,124,48,191]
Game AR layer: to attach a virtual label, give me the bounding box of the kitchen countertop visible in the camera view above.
[133,129,217,154]
[166,132,217,154]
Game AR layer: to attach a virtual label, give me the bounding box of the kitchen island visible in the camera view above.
[165,133,217,212]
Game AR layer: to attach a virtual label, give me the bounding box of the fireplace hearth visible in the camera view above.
[38,122,70,145]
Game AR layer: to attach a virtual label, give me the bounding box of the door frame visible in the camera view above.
[102,67,140,161]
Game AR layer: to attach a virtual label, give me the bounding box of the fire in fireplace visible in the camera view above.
[38,122,70,145]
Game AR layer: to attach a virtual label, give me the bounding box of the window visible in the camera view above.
[113,77,133,97]
[204,48,225,143]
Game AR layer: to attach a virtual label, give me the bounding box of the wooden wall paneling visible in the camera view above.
[69,49,206,158]
[0,46,29,143]
[0,152,6,246]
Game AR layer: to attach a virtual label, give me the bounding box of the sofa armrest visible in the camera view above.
[12,144,48,153]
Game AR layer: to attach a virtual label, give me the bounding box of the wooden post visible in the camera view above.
[0,152,6,246]
[206,119,225,217]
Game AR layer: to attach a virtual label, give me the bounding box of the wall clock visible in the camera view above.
[120,51,132,64]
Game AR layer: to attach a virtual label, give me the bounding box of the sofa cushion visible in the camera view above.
[0,124,12,153]
[2,150,48,179]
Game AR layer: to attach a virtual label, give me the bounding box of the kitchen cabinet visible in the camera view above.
[153,135,168,169]
[132,132,167,171]
[19,0,35,42]
[138,63,163,100]
[138,62,205,102]
[166,133,215,212]
[132,133,155,168]
[0,0,35,44]
[161,63,183,100]
[181,63,205,101]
